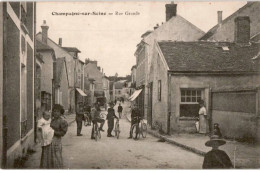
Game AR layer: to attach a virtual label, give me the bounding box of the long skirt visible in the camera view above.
[40,144,53,169]
[51,136,63,169]
[199,114,207,134]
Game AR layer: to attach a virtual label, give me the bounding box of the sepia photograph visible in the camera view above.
[0,0,260,169]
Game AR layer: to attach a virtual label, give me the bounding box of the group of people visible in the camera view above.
[37,104,68,169]
[75,102,125,138]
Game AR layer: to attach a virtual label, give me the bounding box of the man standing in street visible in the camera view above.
[107,103,119,137]
[117,103,123,119]
[76,103,84,136]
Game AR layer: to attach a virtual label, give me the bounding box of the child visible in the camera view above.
[37,111,54,168]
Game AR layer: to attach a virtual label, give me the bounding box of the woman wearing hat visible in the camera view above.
[203,134,233,169]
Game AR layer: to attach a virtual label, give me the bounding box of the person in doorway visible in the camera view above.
[117,103,123,119]
[91,103,105,139]
[128,104,142,140]
[38,111,54,168]
[76,104,84,136]
[107,103,119,137]
[50,104,68,169]
[199,100,208,134]
[202,133,233,169]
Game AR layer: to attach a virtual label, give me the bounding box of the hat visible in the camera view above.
[205,134,226,147]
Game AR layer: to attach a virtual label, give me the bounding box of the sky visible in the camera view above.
[36,1,247,77]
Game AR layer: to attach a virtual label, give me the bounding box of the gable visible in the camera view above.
[200,2,260,41]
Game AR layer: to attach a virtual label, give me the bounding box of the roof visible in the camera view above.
[199,2,258,41]
[62,47,81,53]
[131,65,136,70]
[158,41,260,73]
[36,39,53,51]
[141,30,152,38]
[114,82,123,89]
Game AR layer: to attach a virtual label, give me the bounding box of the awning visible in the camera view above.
[129,89,142,101]
[76,88,87,96]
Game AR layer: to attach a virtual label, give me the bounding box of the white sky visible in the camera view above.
[36,1,247,77]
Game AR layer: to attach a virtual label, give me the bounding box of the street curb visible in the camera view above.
[125,113,205,157]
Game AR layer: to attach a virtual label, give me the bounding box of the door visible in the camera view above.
[148,82,153,127]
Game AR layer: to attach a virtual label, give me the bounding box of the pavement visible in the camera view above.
[23,106,203,169]
[121,101,260,169]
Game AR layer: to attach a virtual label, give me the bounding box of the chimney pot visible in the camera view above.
[165,2,177,21]
[234,16,250,44]
[217,11,222,24]
[59,38,62,46]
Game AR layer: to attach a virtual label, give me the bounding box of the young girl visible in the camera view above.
[37,111,54,168]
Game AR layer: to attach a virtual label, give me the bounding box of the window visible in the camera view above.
[158,80,161,101]
[180,89,203,118]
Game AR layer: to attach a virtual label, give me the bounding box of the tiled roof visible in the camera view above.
[36,39,53,51]
[158,41,260,72]
[62,47,81,53]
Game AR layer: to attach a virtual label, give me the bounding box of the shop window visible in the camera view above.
[180,89,202,118]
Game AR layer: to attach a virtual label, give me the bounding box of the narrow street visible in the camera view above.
[24,109,203,169]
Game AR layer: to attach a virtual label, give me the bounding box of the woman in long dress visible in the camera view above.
[50,104,68,169]
[199,100,207,134]
[38,111,54,168]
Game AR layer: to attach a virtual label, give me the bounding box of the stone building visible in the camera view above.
[150,18,260,141]
[200,2,260,42]
[0,2,36,167]
[135,2,205,125]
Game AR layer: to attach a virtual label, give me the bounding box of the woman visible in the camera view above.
[50,104,68,169]
[199,100,207,134]
[38,111,54,168]
[203,133,233,169]
[107,103,119,137]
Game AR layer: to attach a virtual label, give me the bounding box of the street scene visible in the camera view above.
[1,1,260,169]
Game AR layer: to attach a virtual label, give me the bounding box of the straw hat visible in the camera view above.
[205,134,226,147]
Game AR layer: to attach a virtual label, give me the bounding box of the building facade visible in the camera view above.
[135,2,205,125]
[150,21,260,141]
[1,2,36,167]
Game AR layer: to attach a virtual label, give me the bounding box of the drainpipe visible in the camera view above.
[167,72,171,135]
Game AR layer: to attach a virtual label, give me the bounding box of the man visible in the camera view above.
[107,103,119,137]
[84,103,92,125]
[76,103,84,136]
[91,103,105,139]
[128,104,142,139]
[203,133,233,169]
[117,103,123,119]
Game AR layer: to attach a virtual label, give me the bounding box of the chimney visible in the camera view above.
[41,20,49,44]
[97,66,101,71]
[154,24,159,30]
[165,1,177,21]
[217,11,222,24]
[85,58,89,64]
[59,38,62,46]
[234,16,250,44]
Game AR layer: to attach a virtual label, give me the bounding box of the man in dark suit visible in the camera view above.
[76,103,84,136]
